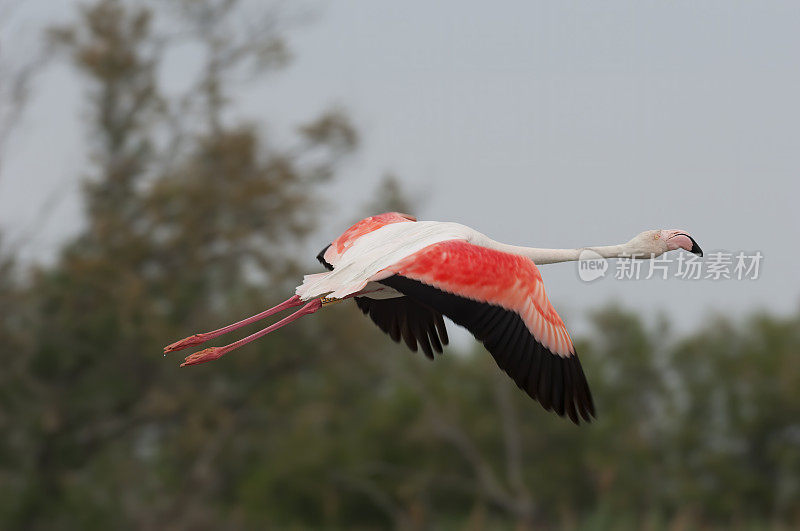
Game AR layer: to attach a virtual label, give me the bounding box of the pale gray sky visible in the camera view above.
[2,0,799,335]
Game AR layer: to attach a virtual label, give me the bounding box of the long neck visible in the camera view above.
[474,235,630,265]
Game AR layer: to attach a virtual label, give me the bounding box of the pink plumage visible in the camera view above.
[388,239,574,357]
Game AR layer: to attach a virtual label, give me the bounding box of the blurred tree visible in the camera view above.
[0,0,45,169]
[5,0,358,528]
[0,237,37,521]
[664,312,800,525]
[1,0,799,529]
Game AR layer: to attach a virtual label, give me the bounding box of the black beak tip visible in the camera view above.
[689,237,703,257]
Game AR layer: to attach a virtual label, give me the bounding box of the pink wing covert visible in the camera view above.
[323,212,417,267]
[387,240,575,357]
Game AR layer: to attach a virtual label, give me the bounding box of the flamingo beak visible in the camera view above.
[688,237,703,256]
[667,232,703,257]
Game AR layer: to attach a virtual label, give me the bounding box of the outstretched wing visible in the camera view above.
[381,240,595,424]
[316,244,450,360]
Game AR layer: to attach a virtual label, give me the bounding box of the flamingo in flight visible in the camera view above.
[165,212,702,424]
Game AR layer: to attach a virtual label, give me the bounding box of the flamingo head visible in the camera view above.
[628,229,703,258]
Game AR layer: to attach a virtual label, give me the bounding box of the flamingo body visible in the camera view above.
[324,211,417,266]
[300,219,477,300]
[307,213,591,422]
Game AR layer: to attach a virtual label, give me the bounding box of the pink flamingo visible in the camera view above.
[165,212,702,423]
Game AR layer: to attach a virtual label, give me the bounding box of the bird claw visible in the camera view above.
[180,346,226,367]
[164,334,209,353]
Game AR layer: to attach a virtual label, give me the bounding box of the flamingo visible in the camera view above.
[164,212,702,424]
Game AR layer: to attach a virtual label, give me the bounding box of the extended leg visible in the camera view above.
[180,298,323,367]
[164,295,304,353]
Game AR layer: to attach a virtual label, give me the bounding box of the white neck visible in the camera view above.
[473,234,633,265]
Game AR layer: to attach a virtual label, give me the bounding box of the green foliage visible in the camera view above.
[0,1,798,529]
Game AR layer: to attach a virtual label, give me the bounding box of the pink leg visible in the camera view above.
[164,295,304,353]
[180,298,323,367]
